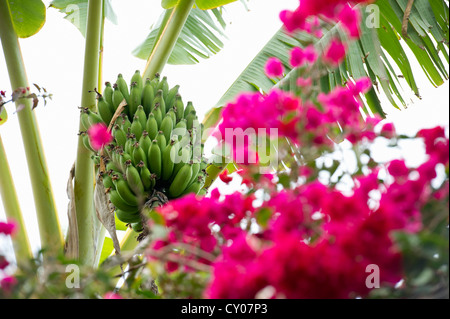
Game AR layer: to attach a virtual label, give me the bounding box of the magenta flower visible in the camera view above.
[323,39,347,66]
[0,220,17,236]
[103,292,123,299]
[388,159,410,178]
[380,122,396,139]
[264,57,284,78]
[87,123,113,151]
[338,4,361,38]
[290,47,305,67]
[0,276,17,294]
[303,45,318,63]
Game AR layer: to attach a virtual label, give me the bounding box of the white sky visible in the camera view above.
[0,0,449,255]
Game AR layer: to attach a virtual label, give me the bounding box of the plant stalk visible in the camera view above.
[74,0,103,266]
[0,135,32,264]
[0,0,63,256]
[142,0,195,80]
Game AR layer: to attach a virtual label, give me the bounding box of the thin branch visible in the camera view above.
[402,0,415,39]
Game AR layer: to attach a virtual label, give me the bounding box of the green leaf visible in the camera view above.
[162,0,179,9]
[49,0,117,37]
[99,237,114,265]
[215,28,303,108]
[195,0,237,10]
[133,7,226,65]
[8,0,46,38]
[0,106,8,126]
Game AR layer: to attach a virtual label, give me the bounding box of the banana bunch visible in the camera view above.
[82,71,208,232]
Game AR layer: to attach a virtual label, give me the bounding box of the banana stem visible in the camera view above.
[142,0,195,80]
[0,135,32,264]
[0,0,63,257]
[74,0,104,266]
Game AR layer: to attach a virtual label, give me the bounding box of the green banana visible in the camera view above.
[106,160,121,173]
[142,78,155,116]
[109,189,138,212]
[150,73,160,90]
[167,108,176,127]
[135,105,147,129]
[80,110,91,131]
[129,82,142,118]
[131,70,143,91]
[97,96,113,125]
[112,84,126,112]
[172,145,191,180]
[82,134,95,152]
[156,131,167,152]
[146,113,159,140]
[119,114,132,133]
[114,176,139,206]
[153,90,166,115]
[124,136,136,155]
[132,142,147,168]
[87,111,104,127]
[184,101,195,119]
[161,139,177,182]
[126,163,145,196]
[168,164,193,198]
[174,95,184,122]
[103,82,114,107]
[148,140,162,179]
[117,152,132,173]
[182,177,205,196]
[186,111,197,131]
[153,104,162,128]
[157,76,169,99]
[116,74,130,104]
[160,114,174,142]
[115,209,141,224]
[131,221,144,232]
[139,165,153,191]
[139,131,152,156]
[130,116,143,141]
[112,124,127,148]
[166,85,180,109]
[102,174,115,190]
[188,162,201,187]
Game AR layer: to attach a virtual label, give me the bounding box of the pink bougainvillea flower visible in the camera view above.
[290,47,305,67]
[380,122,396,139]
[0,256,9,270]
[103,292,123,299]
[323,39,347,66]
[264,57,284,78]
[0,220,17,236]
[87,123,113,151]
[0,276,17,294]
[338,4,361,38]
[303,45,318,63]
[219,170,233,184]
[388,159,409,179]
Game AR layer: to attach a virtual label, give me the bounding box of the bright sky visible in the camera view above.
[0,0,449,255]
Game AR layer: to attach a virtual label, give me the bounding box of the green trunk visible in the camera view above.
[0,0,63,257]
[74,0,104,266]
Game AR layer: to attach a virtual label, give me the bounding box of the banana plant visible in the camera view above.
[0,0,63,261]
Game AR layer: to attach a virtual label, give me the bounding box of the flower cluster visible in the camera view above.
[0,220,18,295]
[205,146,448,298]
[217,75,376,165]
[280,0,370,38]
[149,189,255,272]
